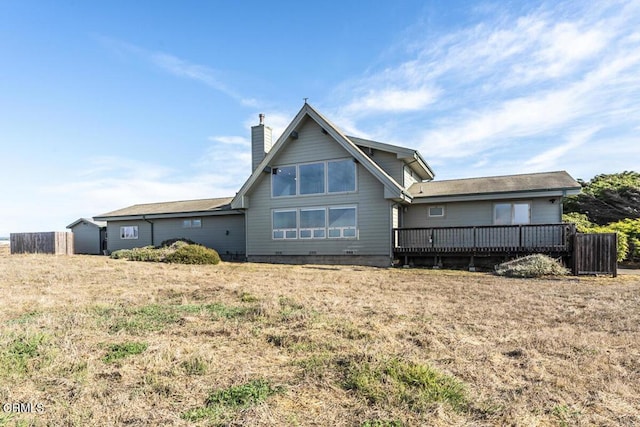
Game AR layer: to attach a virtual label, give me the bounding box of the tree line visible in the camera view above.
[563,171,640,262]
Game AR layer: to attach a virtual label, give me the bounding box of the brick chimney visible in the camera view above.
[251,113,273,172]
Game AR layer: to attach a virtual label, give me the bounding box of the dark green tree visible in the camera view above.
[564,171,640,225]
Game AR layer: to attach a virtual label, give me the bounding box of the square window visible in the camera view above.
[192,218,202,228]
[120,226,138,239]
[299,163,325,195]
[328,207,357,238]
[273,210,297,240]
[272,165,297,197]
[494,202,531,225]
[328,160,356,193]
[428,206,445,217]
[300,209,325,228]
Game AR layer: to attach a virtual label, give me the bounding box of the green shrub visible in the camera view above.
[165,244,220,265]
[564,213,634,261]
[159,238,196,247]
[495,254,569,278]
[110,242,220,265]
[110,246,168,262]
[110,249,132,259]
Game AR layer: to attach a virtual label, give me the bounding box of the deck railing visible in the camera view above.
[393,223,576,254]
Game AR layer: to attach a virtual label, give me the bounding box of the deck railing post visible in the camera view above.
[518,225,523,251]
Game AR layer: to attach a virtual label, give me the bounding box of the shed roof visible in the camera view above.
[66,218,107,229]
[94,197,234,220]
[408,171,581,199]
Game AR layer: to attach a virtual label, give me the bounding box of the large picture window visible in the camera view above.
[328,160,356,193]
[494,202,530,225]
[299,163,325,195]
[273,210,297,239]
[272,166,297,197]
[271,206,357,240]
[120,226,138,239]
[300,209,326,239]
[328,207,357,238]
[271,158,356,197]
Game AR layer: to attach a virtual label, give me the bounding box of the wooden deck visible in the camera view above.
[393,223,576,256]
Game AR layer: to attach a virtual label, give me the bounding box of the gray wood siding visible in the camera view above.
[246,118,392,257]
[359,149,404,184]
[106,216,245,255]
[531,198,562,223]
[404,197,562,228]
[71,222,101,254]
[152,215,245,256]
[106,221,152,251]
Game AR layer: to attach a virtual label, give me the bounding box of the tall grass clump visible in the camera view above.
[342,356,468,412]
[182,379,283,422]
[495,254,569,278]
[0,333,48,376]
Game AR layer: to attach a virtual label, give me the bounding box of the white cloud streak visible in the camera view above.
[98,37,258,107]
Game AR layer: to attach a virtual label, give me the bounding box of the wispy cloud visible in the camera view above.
[343,86,439,115]
[329,1,640,177]
[98,36,258,107]
[208,136,249,146]
[524,127,599,171]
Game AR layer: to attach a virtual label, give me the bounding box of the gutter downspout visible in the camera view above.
[143,216,154,246]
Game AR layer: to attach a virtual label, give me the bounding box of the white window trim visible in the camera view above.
[298,161,326,196]
[328,206,357,239]
[493,201,531,225]
[271,158,357,199]
[272,209,298,240]
[270,205,358,240]
[327,159,358,195]
[120,226,138,240]
[428,205,445,218]
[182,218,202,228]
[299,207,327,240]
[271,164,298,198]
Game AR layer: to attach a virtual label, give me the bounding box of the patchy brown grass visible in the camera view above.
[0,251,639,426]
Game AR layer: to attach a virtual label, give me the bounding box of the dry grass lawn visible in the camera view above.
[1,247,639,426]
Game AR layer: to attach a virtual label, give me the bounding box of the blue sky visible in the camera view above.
[1,1,639,236]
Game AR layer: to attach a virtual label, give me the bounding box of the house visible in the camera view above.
[91,103,582,267]
[66,218,107,255]
[93,197,245,260]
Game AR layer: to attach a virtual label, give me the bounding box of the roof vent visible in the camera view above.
[259,113,265,125]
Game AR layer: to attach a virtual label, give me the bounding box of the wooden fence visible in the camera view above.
[573,233,617,277]
[10,232,74,255]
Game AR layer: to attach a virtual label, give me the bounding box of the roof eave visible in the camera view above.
[410,187,582,204]
[94,208,242,222]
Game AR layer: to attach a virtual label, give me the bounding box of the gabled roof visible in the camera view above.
[231,103,412,209]
[348,136,434,180]
[66,218,107,229]
[408,171,581,202]
[94,197,236,220]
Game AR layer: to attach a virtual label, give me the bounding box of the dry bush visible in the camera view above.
[0,251,639,426]
[495,254,569,278]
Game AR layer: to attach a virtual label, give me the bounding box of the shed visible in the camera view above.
[66,218,107,255]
